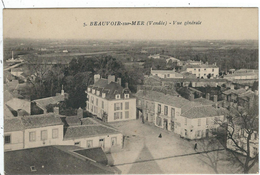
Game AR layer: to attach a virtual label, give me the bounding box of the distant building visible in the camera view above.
[86,74,136,122]
[135,90,227,140]
[183,62,219,79]
[224,69,258,81]
[148,54,160,59]
[5,146,117,174]
[31,88,67,114]
[151,68,183,79]
[63,49,69,53]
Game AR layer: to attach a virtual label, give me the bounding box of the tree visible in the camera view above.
[197,138,224,174]
[220,101,259,174]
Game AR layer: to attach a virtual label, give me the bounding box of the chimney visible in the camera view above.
[54,107,59,115]
[77,107,83,118]
[61,85,64,95]
[108,75,115,84]
[190,93,194,101]
[206,93,210,100]
[94,74,101,83]
[117,78,122,86]
[213,95,218,103]
[125,82,129,89]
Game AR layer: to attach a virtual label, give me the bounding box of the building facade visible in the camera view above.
[86,75,136,122]
[151,68,183,79]
[185,63,219,79]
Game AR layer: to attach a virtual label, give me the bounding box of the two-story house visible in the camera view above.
[86,74,136,122]
[136,90,227,139]
[183,63,219,79]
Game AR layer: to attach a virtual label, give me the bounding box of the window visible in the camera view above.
[52,129,58,139]
[167,74,170,77]
[125,111,129,118]
[114,103,122,111]
[111,137,117,146]
[253,147,258,156]
[102,101,104,109]
[94,106,98,114]
[87,140,93,148]
[212,69,214,72]
[198,69,200,72]
[102,93,106,98]
[5,135,11,144]
[41,130,48,140]
[99,138,105,148]
[92,89,95,94]
[164,106,168,115]
[30,166,37,172]
[114,112,123,120]
[158,104,161,113]
[115,94,121,99]
[124,94,129,98]
[185,118,187,125]
[125,102,129,110]
[87,88,91,92]
[91,105,93,112]
[96,91,100,96]
[29,132,36,142]
[91,96,94,104]
[171,108,175,121]
[206,118,209,125]
[96,98,98,106]
[254,132,258,140]
[197,130,201,137]
[198,119,201,126]
[74,142,80,146]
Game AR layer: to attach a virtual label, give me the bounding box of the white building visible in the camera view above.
[86,75,136,122]
[136,90,227,140]
[151,68,183,79]
[224,69,258,81]
[184,63,219,79]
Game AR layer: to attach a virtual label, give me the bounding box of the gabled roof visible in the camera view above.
[32,95,65,109]
[64,118,121,140]
[21,113,63,129]
[182,106,228,119]
[222,88,247,95]
[4,146,116,174]
[4,117,24,132]
[5,98,30,114]
[135,90,199,113]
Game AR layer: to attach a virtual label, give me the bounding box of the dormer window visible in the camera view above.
[88,88,91,92]
[124,94,129,99]
[96,91,100,96]
[102,93,106,98]
[115,94,121,99]
[92,89,95,94]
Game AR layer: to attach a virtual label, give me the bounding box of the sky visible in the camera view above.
[3,8,258,40]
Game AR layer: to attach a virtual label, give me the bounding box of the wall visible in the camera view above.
[63,133,123,153]
[4,131,24,151]
[176,115,224,140]
[24,125,64,149]
[107,98,136,122]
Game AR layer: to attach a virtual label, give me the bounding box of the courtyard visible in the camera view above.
[108,119,241,174]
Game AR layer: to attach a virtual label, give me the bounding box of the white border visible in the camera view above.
[0,1,259,175]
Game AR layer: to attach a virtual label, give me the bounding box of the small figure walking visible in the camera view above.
[158,133,162,138]
[194,141,198,151]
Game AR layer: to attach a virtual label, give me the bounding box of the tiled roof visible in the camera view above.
[184,64,218,69]
[89,79,133,100]
[4,146,116,174]
[64,122,120,140]
[74,147,108,165]
[182,106,228,119]
[193,98,214,106]
[151,69,175,74]
[4,90,13,103]
[4,117,24,132]
[21,113,63,129]
[222,88,247,95]
[65,116,82,126]
[4,105,14,119]
[32,95,65,109]
[5,98,30,114]
[135,90,199,113]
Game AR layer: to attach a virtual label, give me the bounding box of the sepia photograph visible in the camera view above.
[2,8,259,174]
